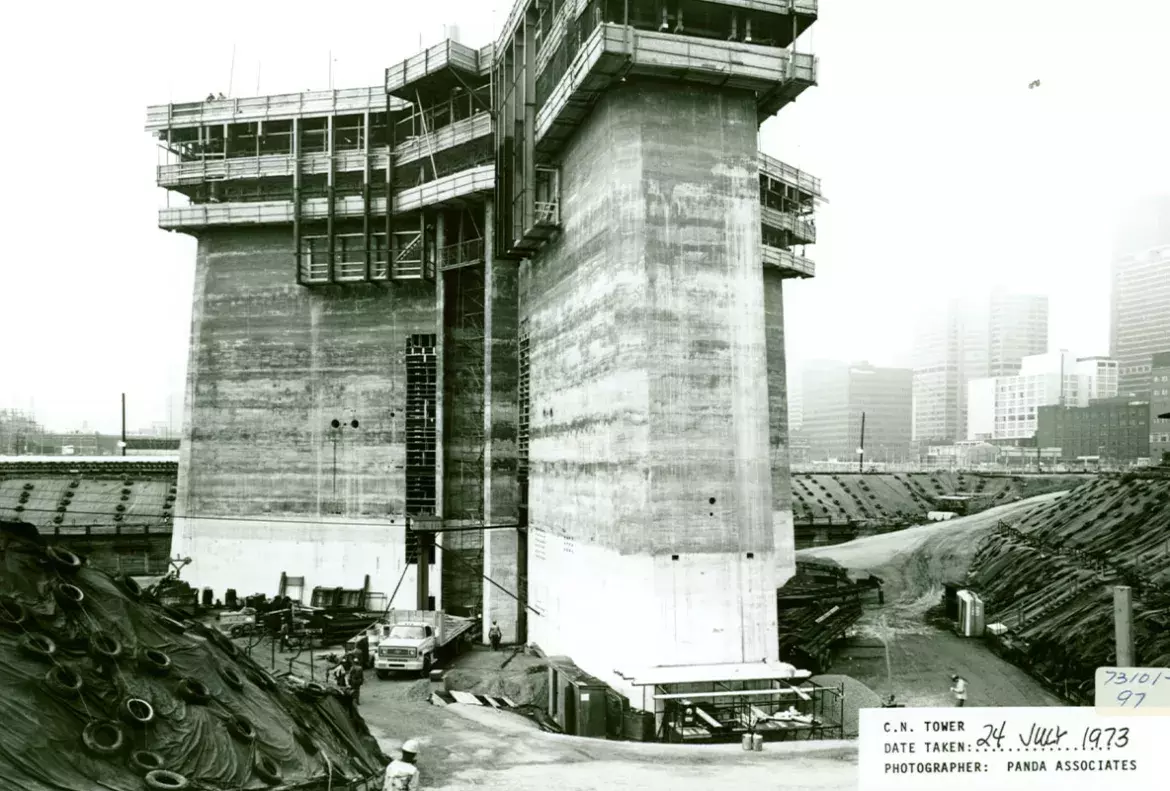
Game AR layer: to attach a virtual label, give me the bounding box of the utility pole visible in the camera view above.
[1114,585,1134,667]
[120,393,127,457]
[857,411,867,473]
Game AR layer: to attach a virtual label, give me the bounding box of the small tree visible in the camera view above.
[1161,450,1170,467]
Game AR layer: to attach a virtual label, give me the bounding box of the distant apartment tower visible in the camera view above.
[988,287,1048,377]
[802,361,912,462]
[1150,352,1170,460]
[1111,195,1170,393]
[967,351,1118,442]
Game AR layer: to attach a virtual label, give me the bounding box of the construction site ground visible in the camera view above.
[207,492,1073,789]
[803,492,1068,711]
[234,637,860,789]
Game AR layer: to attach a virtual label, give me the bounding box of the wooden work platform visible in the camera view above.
[759,152,822,201]
[158,165,494,230]
[385,40,493,100]
[762,244,815,279]
[534,23,817,155]
[761,205,816,245]
[145,87,397,133]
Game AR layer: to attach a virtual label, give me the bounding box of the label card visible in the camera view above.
[1094,667,1170,715]
[860,707,1168,790]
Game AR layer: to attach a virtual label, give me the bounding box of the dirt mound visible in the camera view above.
[0,520,386,791]
[811,674,881,738]
[443,664,550,709]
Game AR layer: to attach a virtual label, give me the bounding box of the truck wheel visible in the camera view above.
[376,670,390,681]
[419,656,432,679]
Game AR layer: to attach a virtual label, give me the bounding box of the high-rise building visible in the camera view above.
[967,351,1118,442]
[913,289,1050,444]
[802,361,912,462]
[147,1,822,706]
[988,287,1048,377]
[1111,195,1170,393]
[912,297,988,444]
[1150,352,1170,461]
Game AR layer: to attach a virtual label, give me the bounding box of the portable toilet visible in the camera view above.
[956,590,985,637]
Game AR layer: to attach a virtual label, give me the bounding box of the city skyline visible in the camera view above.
[5,0,1170,433]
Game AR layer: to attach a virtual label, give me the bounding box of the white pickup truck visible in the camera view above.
[347,609,477,679]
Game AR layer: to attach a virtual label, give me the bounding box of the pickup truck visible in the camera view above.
[347,609,478,679]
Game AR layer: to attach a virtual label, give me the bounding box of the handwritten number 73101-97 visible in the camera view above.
[1102,670,1164,707]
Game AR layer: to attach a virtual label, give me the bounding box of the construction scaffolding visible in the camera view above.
[405,334,438,564]
[517,320,531,524]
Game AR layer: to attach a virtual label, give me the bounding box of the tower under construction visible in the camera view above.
[147,0,821,707]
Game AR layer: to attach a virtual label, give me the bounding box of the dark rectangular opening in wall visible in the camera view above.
[405,334,438,564]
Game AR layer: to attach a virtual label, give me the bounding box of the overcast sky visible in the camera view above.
[2,0,1168,433]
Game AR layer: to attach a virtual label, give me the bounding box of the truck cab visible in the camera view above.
[374,622,437,678]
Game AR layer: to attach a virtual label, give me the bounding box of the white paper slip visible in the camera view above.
[859,707,1169,791]
[1095,668,1170,715]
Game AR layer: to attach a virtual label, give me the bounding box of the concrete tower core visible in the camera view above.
[522,83,780,694]
[145,0,821,707]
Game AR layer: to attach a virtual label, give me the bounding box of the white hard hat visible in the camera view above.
[401,739,420,754]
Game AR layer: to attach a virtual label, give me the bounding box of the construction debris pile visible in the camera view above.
[776,559,878,672]
[0,520,387,791]
[966,474,1170,700]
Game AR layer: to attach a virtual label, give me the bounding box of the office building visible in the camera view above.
[1111,195,1170,393]
[1150,352,1170,461]
[988,287,1048,377]
[967,351,1118,442]
[913,288,1051,443]
[802,361,912,462]
[1037,397,1151,463]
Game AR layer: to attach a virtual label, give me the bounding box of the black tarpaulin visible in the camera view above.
[0,521,388,791]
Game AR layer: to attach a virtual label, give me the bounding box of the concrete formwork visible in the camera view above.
[521,83,781,704]
[172,227,440,602]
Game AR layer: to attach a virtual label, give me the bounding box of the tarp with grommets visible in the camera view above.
[0,520,389,791]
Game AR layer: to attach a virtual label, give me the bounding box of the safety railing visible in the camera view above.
[386,40,482,95]
[440,238,485,268]
[759,152,822,198]
[146,86,391,132]
[157,150,390,188]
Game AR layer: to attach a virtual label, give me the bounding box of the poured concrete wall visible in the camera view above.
[764,271,796,585]
[521,83,781,696]
[173,227,439,601]
[482,247,523,641]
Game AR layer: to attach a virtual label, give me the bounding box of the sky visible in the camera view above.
[2,0,1168,433]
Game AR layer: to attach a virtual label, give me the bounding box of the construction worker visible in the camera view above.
[488,621,502,651]
[950,674,968,707]
[384,739,421,791]
[333,657,350,690]
[347,656,365,705]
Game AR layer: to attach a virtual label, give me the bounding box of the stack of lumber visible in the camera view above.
[966,473,1170,699]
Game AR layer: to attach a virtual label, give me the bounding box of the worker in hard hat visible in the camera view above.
[488,621,502,651]
[950,674,968,707]
[384,739,421,791]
